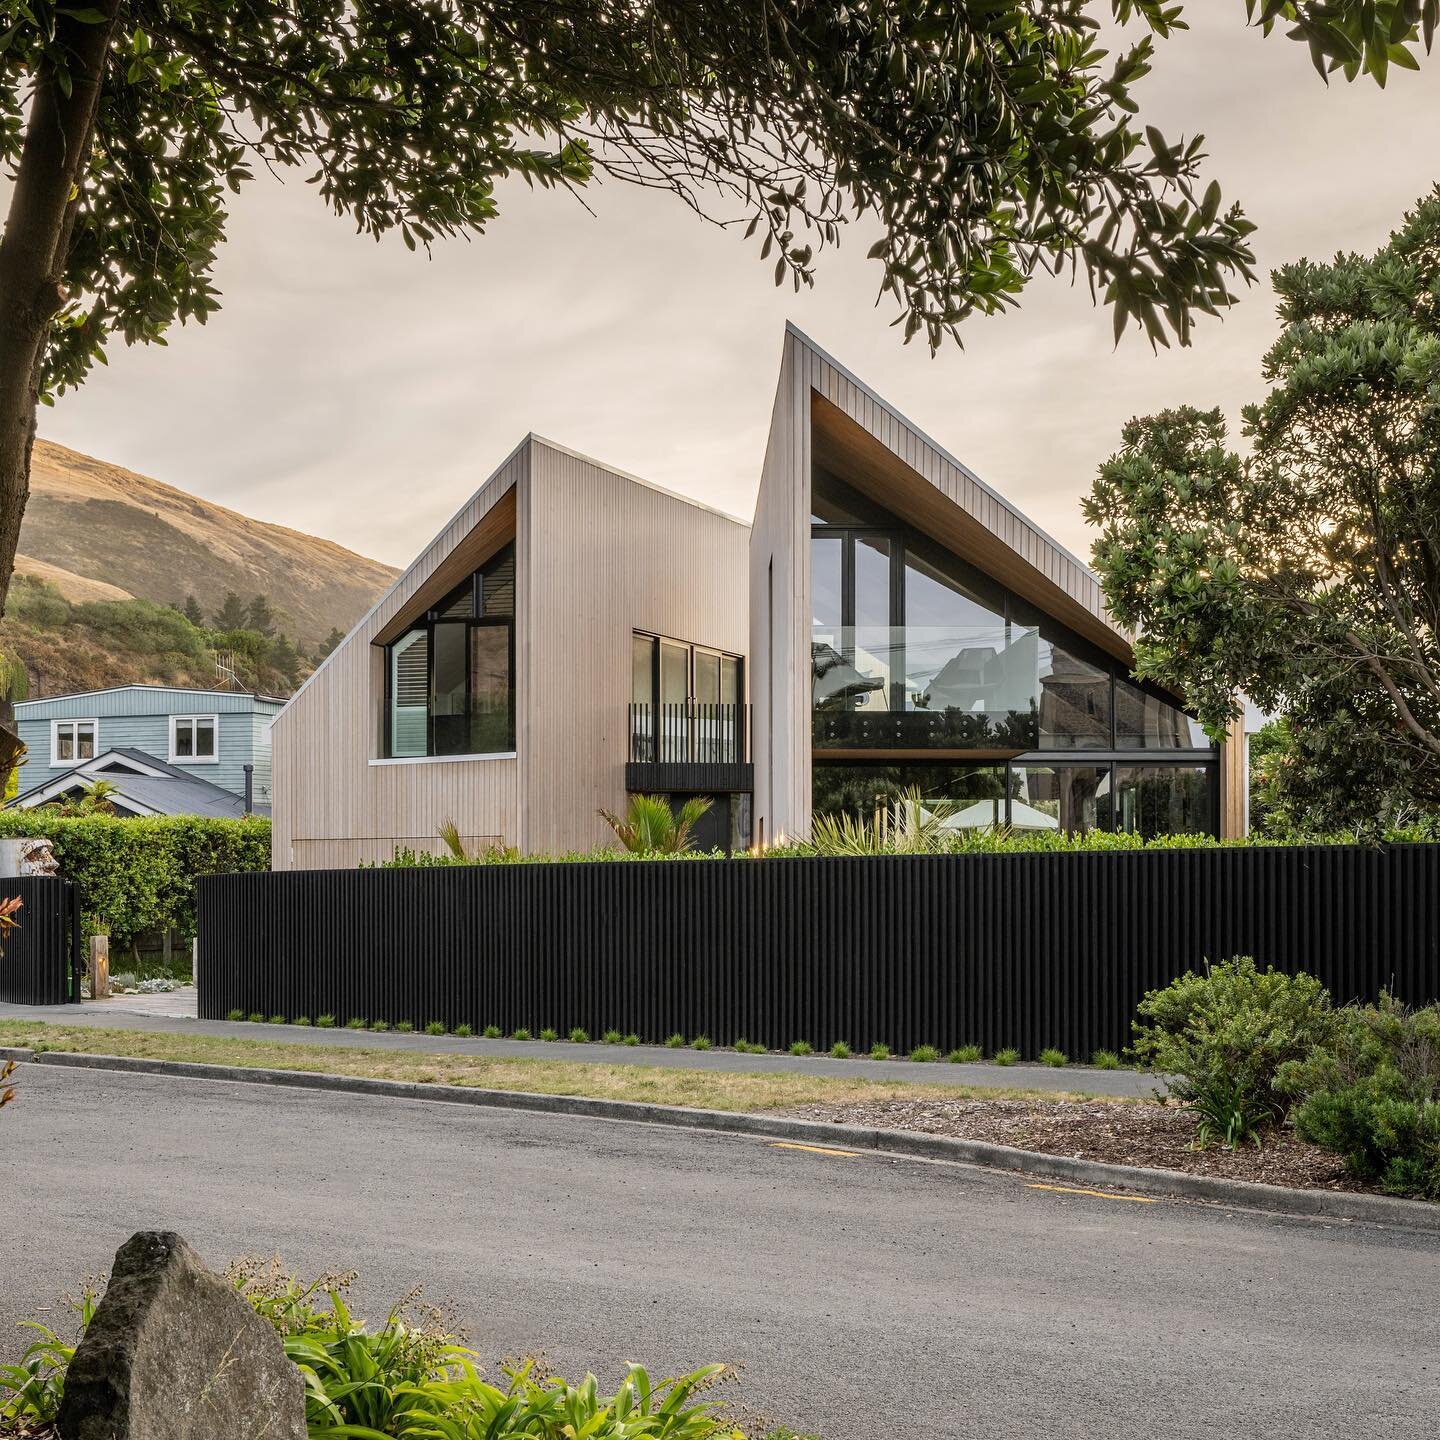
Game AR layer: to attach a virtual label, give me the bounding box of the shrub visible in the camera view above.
[692,1035,712,1051]
[1280,995,1440,1199]
[247,1012,264,1024]
[1091,1049,1121,1070]
[268,1014,286,1026]
[540,1027,559,1042]
[830,1041,852,1059]
[948,1045,982,1063]
[908,1045,939,1063]
[665,1033,685,1048]
[623,1033,640,1046]
[602,1029,622,1045]
[1132,957,1337,1148]
[569,1027,590,1044]
[293,1016,311,1027]
[993,1048,1019,1066]
[395,1021,413,1034]
[225,1008,244,1022]
[1039,1047,1068,1068]
[316,1014,335,1029]
[512,1027,532,1042]
[788,1040,812,1057]
[482,1025,502,1038]
[0,811,269,950]
[425,1021,445,1036]
[869,1043,891,1061]
[453,1024,473,1038]
[369,1020,389,1032]
[344,1017,365,1030]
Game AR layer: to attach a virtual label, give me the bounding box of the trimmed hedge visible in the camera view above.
[0,812,270,948]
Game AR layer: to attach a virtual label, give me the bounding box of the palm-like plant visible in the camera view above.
[599,794,713,855]
[806,787,956,856]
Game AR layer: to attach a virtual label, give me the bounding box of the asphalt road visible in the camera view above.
[3,1065,1437,1439]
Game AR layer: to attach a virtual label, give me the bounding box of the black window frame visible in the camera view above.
[383,543,517,759]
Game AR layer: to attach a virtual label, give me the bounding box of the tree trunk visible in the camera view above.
[0,5,121,621]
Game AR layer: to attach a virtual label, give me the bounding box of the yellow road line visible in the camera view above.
[769,1141,861,1158]
[1026,1182,1156,1204]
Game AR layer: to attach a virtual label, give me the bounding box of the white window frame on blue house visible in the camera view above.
[170,713,220,764]
[50,718,99,767]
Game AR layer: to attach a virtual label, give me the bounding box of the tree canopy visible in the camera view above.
[1085,187,1440,829]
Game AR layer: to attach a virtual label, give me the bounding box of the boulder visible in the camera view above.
[58,1231,307,1440]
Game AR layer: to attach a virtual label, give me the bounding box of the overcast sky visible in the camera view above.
[36,8,1440,570]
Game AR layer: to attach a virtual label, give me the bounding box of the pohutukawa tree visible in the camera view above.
[1085,188,1440,830]
[0,0,1432,650]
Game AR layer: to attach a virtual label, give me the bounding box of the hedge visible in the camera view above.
[0,812,270,949]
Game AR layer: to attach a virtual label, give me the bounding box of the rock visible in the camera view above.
[58,1231,307,1440]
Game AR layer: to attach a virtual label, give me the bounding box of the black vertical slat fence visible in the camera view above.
[197,846,1440,1058]
[0,877,81,1006]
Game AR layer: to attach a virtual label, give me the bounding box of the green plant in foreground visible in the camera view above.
[949,1045,983,1063]
[0,1288,98,1428]
[909,1045,939,1063]
[624,1033,640,1046]
[569,1027,590,1044]
[830,1041,851,1059]
[247,1012,264,1024]
[993,1048,1020,1066]
[692,1035,713,1051]
[781,1040,806,1057]
[602,1029,622,1045]
[370,1020,390,1033]
[512,1028,532,1042]
[225,1008,244,1022]
[1091,1049,1121,1070]
[425,1021,446,1036]
[395,1021,413,1034]
[454,1024,473,1039]
[665,1033,685,1048]
[293,1016,312,1027]
[540,1028,559,1043]
[599,793,714,856]
[268,1014,286,1026]
[869,1043,891,1061]
[316,1014,335,1029]
[345,1017,366,1030]
[482,1025,502,1038]
[1132,957,1337,1149]
[1039,1048,1068,1068]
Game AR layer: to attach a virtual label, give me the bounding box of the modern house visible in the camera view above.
[9,686,284,817]
[271,326,1242,868]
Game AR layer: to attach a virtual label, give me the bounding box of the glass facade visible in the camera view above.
[809,471,1218,837]
[383,544,515,758]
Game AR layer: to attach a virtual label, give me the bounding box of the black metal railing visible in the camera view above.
[628,702,749,766]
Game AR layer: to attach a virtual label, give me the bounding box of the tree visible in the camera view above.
[265,631,302,688]
[212,592,248,631]
[1085,187,1440,829]
[316,627,346,662]
[4,3,1435,628]
[245,594,276,637]
[181,595,204,627]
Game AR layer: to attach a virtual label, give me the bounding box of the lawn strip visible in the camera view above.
[0,1021,1115,1112]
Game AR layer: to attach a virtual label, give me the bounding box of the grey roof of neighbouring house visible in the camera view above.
[9,747,269,820]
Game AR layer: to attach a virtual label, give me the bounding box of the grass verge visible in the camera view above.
[0,1020,1118,1112]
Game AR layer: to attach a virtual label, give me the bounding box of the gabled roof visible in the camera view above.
[14,684,286,713]
[8,748,266,819]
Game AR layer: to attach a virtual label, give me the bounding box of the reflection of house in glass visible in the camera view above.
[755,325,1242,842]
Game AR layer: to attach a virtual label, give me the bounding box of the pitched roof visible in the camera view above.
[8,748,267,819]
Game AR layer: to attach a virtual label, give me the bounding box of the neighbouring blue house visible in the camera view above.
[7,686,284,818]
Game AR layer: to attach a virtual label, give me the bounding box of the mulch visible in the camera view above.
[780,1095,1376,1193]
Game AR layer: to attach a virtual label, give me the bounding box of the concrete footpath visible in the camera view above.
[0,995,1161,1097]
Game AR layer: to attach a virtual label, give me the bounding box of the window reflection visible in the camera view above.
[1115,766,1213,838]
[1115,678,1208,750]
[1010,766,1111,834]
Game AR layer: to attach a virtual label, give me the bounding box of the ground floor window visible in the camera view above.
[812,759,1216,838]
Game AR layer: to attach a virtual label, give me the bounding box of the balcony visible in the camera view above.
[626,702,753,794]
[813,624,1041,753]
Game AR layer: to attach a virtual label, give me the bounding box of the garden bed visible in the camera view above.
[781,1095,1371,1194]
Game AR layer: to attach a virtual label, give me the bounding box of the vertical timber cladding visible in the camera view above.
[197,846,1440,1057]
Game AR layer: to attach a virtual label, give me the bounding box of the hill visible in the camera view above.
[16,440,398,652]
